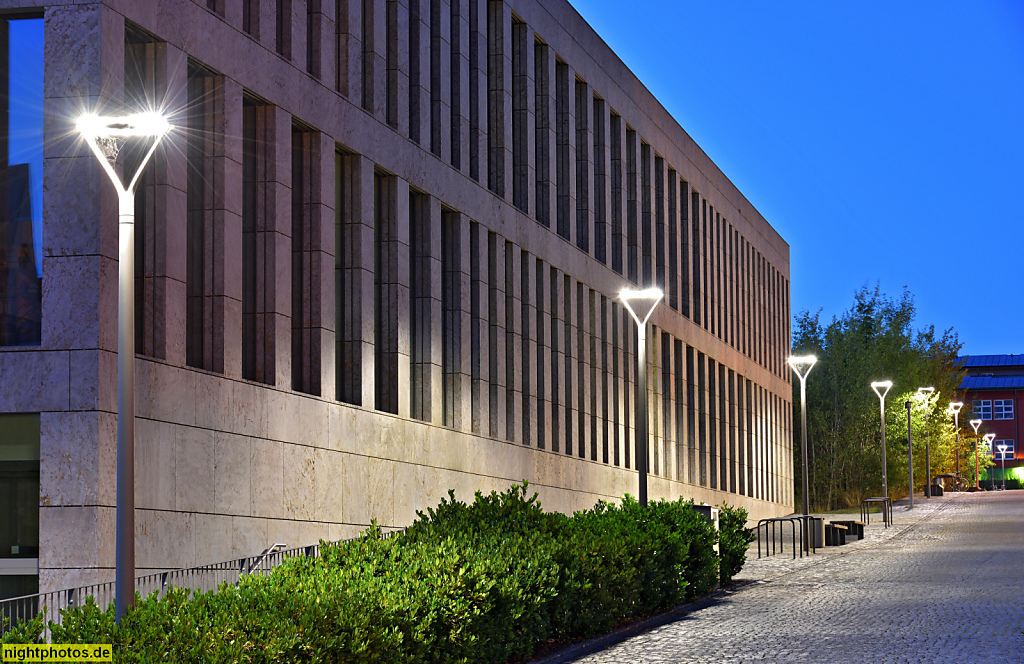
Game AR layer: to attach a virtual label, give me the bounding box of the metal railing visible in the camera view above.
[1,529,405,635]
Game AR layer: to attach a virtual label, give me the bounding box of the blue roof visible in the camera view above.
[959,376,1024,390]
[960,354,1024,368]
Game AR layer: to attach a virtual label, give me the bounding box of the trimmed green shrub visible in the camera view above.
[717,504,755,585]
[2,482,747,663]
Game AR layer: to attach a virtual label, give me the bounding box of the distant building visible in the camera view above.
[1,1,793,600]
[959,355,1022,482]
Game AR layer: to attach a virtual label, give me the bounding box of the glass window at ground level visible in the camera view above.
[1,18,43,346]
[994,399,1014,420]
[973,400,992,420]
[0,413,40,601]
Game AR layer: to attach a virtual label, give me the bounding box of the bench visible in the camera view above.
[829,519,865,540]
[824,523,848,546]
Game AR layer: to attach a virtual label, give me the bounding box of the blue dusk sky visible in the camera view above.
[568,0,1024,356]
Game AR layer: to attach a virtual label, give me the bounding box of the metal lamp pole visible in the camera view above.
[984,433,995,488]
[871,381,893,498]
[916,388,934,497]
[620,288,663,507]
[970,418,982,488]
[950,402,964,487]
[788,355,817,517]
[905,400,914,508]
[77,112,171,622]
[998,443,1008,491]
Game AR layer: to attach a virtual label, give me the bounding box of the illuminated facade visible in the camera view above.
[0,0,792,596]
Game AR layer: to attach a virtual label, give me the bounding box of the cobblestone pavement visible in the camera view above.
[561,491,1024,663]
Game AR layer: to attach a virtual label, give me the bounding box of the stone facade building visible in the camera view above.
[0,0,793,598]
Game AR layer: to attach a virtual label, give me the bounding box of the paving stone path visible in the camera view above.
[558,491,1024,663]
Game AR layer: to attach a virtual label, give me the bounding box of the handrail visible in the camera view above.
[1,528,406,636]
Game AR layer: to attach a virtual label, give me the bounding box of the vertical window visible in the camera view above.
[441,209,461,427]
[654,156,665,296]
[450,0,462,168]
[409,0,424,144]
[291,125,320,396]
[511,18,527,211]
[486,0,506,197]
[667,168,677,311]
[0,17,43,346]
[640,143,651,286]
[243,0,260,37]
[0,413,39,601]
[686,345,696,484]
[626,129,638,283]
[470,221,483,432]
[186,63,223,373]
[708,357,717,490]
[124,28,160,358]
[276,0,292,59]
[535,257,546,449]
[680,179,690,318]
[673,338,684,481]
[468,0,481,181]
[374,172,399,414]
[609,113,623,275]
[554,61,570,240]
[386,0,398,127]
[574,79,589,253]
[533,40,550,227]
[242,96,274,385]
[410,191,431,421]
[593,97,606,265]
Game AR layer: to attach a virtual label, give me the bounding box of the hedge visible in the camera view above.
[3,483,753,663]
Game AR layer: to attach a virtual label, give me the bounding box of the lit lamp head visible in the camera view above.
[76,111,172,195]
[915,387,935,401]
[970,418,982,435]
[949,401,964,416]
[619,287,664,328]
[870,380,893,401]
[984,433,996,452]
[787,355,817,381]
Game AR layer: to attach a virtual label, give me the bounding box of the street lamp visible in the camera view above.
[970,418,983,488]
[915,388,935,497]
[997,443,1009,491]
[905,399,914,508]
[620,287,663,507]
[77,111,172,622]
[871,381,893,498]
[949,402,963,489]
[788,355,817,519]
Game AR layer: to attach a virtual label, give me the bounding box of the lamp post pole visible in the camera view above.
[970,418,982,488]
[788,356,817,518]
[620,288,663,507]
[905,400,914,508]
[77,112,171,622]
[871,381,893,499]
[998,444,1008,491]
[984,433,995,489]
[950,403,964,486]
[916,388,934,497]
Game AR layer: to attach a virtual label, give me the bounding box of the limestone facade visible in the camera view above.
[0,0,793,592]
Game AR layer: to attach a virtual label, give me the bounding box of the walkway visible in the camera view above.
[548,491,1024,663]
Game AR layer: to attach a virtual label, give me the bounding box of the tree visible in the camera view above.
[791,285,967,511]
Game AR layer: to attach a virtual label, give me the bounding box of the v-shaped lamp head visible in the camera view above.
[870,380,893,401]
[77,111,172,197]
[970,418,982,434]
[787,355,817,381]
[620,287,663,328]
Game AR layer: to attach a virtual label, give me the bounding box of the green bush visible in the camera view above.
[2,482,746,663]
[717,504,755,585]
